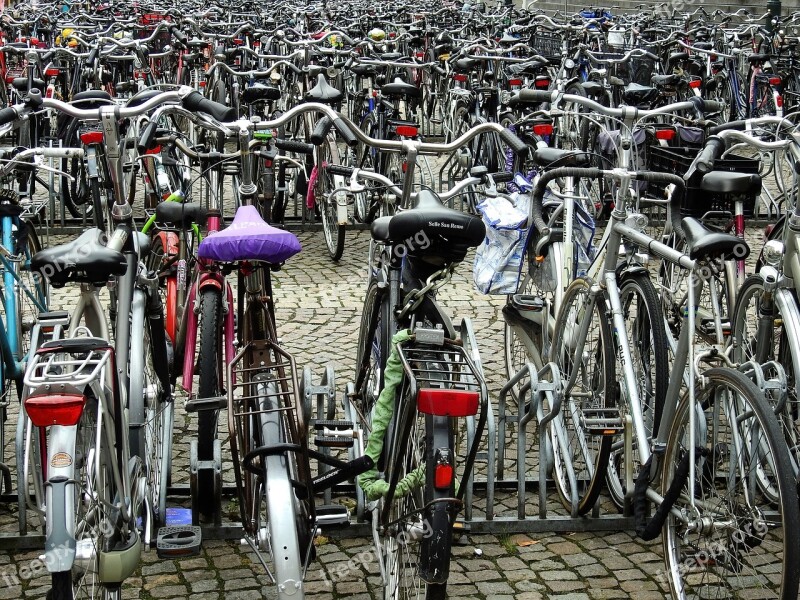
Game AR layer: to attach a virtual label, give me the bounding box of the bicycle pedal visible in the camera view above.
[315,435,354,449]
[452,520,470,534]
[314,419,354,430]
[580,408,624,435]
[185,395,227,413]
[156,525,202,559]
[315,504,350,527]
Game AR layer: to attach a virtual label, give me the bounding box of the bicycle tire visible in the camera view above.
[196,287,223,519]
[661,367,800,600]
[503,242,562,402]
[730,275,800,497]
[549,277,614,515]
[383,371,452,599]
[316,138,345,261]
[355,278,390,420]
[606,272,667,511]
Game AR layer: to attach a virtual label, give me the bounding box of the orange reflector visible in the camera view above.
[435,463,454,489]
[417,388,479,417]
[395,125,417,137]
[25,394,86,427]
[655,129,676,140]
[535,255,545,263]
[80,131,104,145]
[533,123,553,136]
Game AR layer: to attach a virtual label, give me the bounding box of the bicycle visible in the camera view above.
[186,102,373,598]
[337,120,526,598]
[518,87,800,599]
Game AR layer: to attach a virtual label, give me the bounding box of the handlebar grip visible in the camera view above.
[275,138,315,155]
[500,128,528,156]
[137,120,160,154]
[709,119,747,135]
[333,117,358,147]
[517,89,552,103]
[490,171,515,183]
[687,96,725,115]
[169,25,188,48]
[696,135,726,174]
[327,164,355,176]
[310,116,333,145]
[182,90,236,122]
[0,107,18,127]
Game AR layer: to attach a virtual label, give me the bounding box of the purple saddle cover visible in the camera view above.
[198,205,301,263]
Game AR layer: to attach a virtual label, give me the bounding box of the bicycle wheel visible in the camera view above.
[252,376,305,597]
[661,367,800,600]
[730,275,800,494]
[503,243,562,400]
[383,378,451,600]
[196,287,223,519]
[129,289,171,526]
[316,138,345,261]
[606,272,667,510]
[355,278,390,419]
[48,394,118,600]
[549,277,614,515]
[659,233,730,341]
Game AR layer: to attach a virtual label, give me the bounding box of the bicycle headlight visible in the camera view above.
[762,239,785,267]
[368,28,386,42]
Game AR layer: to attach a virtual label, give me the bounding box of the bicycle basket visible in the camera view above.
[648,146,760,217]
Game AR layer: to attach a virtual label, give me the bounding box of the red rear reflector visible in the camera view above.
[688,79,702,89]
[655,129,676,140]
[508,78,522,86]
[416,52,424,58]
[25,394,86,427]
[453,74,468,82]
[233,38,243,45]
[769,76,781,86]
[777,95,784,108]
[532,123,553,136]
[199,81,206,87]
[80,131,104,145]
[4,76,14,84]
[417,389,479,417]
[389,32,396,39]
[45,68,60,77]
[534,78,550,88]
[395,125,417,137]
[435,463,454,489]
[145,145,162,155]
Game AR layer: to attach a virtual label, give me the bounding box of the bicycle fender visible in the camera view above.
[197,273,223,292]
[156,230,180,259]
[44,425,78,572]
[616,262,649,280]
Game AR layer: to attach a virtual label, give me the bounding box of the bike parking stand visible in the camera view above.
[189,437,223,526]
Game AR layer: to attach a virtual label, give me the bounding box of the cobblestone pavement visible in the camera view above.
[0,223,686,599]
